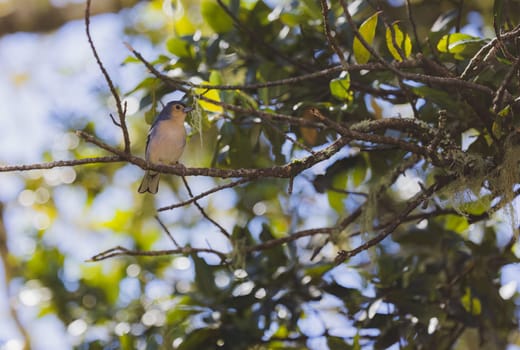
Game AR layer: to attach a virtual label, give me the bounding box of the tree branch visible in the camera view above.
[88,245,228,262]
[335,179,449,264]
[0,156,122,172]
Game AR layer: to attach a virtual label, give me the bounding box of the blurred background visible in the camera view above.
[1,0,520,349]
[0,1,201,348]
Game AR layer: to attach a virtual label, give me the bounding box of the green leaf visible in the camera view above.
[442,214,469,233]
[498,105,511,117]
[81,263,123,305]
[166,37,194,58]
[280,13,299,26]
[195,80,223,113]
[122,55,140,64]
[119,334,134,350]
[234,90,259,110]
[209,70,223,85]
[327,172,348,214]
[327,336,353,349]
[351,156,367,186]
[192,254,219,299]
[458,194,492,215]
[174,14,196,36]
[259,86,269,105]
[411,86,460,111]
[327,190,344,214]
[436,33,477,53]
[461,288,482,315]
[494,0,504,33]
[263,123,286,164]
[436,33,485,59]
[177,329,219,350]
[144,107,156,125]
[353,333,361,350]
[304,264,334,280]
[201,0,234,33]
[373,320,400,348]
[329,71,352,101]
[385,23,412,61]
[127,77,158,95]
[353,12,379,64]
[166,297,199,323]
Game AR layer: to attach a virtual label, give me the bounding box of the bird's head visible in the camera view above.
[163,101,193,122]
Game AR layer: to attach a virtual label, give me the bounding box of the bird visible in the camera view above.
[138,101,193,194]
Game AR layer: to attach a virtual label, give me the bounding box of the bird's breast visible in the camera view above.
[146,121,187,165]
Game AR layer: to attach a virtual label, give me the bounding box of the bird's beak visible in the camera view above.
[183,106,194,113]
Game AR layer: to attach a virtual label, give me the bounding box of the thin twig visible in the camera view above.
[405,0,422,52]
[157,178,251,212]
[109,113,121,127]
[492,57,520,113]
[85,0,130,152]
[245,227,336,253]
[455,0,464,33]
[181,176,231,239]
[320,0,348,69]
[154,215,180,248]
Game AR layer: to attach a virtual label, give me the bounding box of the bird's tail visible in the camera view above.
[138,171,160,194]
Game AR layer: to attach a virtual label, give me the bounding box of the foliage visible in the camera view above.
[3,0,520,349]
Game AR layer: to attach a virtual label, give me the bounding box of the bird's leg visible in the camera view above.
[174,162,186,175]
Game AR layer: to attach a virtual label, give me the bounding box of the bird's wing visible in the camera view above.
[145,107,169,158]
[144,124,158,160]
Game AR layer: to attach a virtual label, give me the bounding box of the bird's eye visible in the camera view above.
[175,105,181,110]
